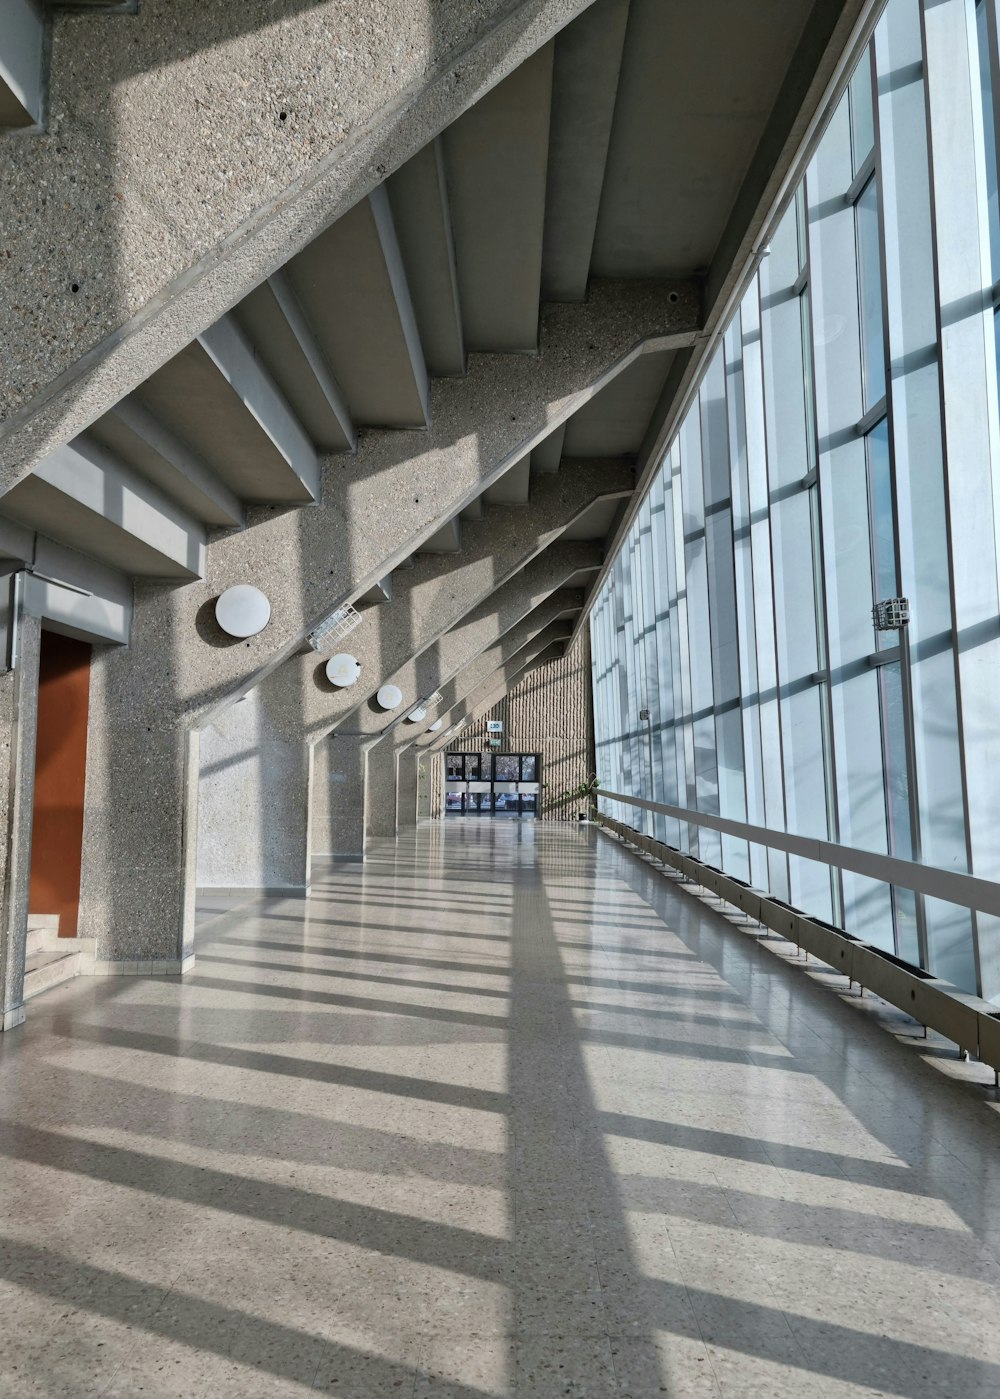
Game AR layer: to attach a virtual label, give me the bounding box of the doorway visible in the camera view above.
[444,752,540,816]
[28,630,92,938]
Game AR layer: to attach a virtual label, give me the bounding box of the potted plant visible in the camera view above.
[543,773,600,821]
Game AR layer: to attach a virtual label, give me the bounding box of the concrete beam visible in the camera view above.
[0,0,602,488]
[197,314,320,500]
[267,271,357,453]
[0,435,207,580]
[386,138,466,378]
[366,617,574,839]
[293,467,622,747]
[367,585,583,751]
[427,632,570,751]
[484,454,531,506]
[0,0,44,129]
[419,517,462,555]
[369,187,432,424]
[99,397,244,528]
[181,281,695,723]
[532,423,566,474]
[418,618,576,753]
[79,281,693,969]
[542,0,630,301]
[354,571,592,745]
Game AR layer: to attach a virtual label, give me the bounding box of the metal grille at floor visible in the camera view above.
[444,751,541,816]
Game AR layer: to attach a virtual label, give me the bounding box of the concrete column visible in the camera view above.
[365,744,399,840]
[0,612,40,1031]
[311,733,366,859]
[196,680,312,895]
[397,753,419,829]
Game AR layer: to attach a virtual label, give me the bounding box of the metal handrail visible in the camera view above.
[597,789,1000,920]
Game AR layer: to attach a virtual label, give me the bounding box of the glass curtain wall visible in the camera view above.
[591,0,1000,999]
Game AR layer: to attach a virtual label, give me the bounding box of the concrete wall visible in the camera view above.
[311,733,366,858]
[196,689,310,892]
[437,633,593,820]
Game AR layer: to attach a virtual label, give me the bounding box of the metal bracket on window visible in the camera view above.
[792,266,809,298]
[856,397,888,437]
[844,150,877,207]
[800,468,818,491]
[810,670,829,686]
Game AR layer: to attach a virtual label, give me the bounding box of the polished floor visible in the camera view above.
[2,821,1000,1397]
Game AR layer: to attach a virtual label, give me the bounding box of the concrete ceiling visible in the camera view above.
[592,0,815,277]
[0,0,852,668]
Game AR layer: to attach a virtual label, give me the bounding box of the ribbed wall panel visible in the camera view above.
[437,635,594,821]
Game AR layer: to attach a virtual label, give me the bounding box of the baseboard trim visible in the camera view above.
[196,885,310,898]
[88,954,196,977]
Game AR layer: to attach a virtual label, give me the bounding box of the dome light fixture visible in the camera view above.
[429,719,443,731]
[215,585,271,638]
[325,653,361,687]
[407,706,427,723]
[376,684,403,711]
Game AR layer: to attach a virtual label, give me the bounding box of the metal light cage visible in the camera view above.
[872,596,910,631]
[308,603,361,653]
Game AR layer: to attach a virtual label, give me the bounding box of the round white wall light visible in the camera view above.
[376,684,403,711]
[326,653,361,687]
[429,719,443,731]
[407,706,427,723]
[215,585,271,638]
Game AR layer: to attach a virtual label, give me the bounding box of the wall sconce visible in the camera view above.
[215,585,271,638]
[326,653,361,687]
[376,684,403,710]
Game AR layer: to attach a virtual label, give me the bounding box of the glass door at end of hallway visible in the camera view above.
[444,753,541,817]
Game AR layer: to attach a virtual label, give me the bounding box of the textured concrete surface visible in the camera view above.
[360,592,582,842]
[448,635,594,822]
[196,676,312,893]
[418,618,575,757]
[152,281,694,728]
[78,283,692,963]
[286,479,618,747]
[372,588,584,769]
[365,742,399,840]
[429,629,572,755]
[312,731,366,858]
[0,0,603,484]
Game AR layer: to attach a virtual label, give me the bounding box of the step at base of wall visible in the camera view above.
[26,917,62,957]
[23,938,96,1002]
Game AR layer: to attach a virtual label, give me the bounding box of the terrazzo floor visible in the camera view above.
[1,818,1000,1396]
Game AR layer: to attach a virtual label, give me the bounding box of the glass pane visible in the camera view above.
[521,755,537,781]
[850,54,874,173]
[495,755,519,781]
[878,661,912,859]
[976,0,1000,284]
[464,755,481,780]
[856,178,887,406]
[867,419,897,636]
